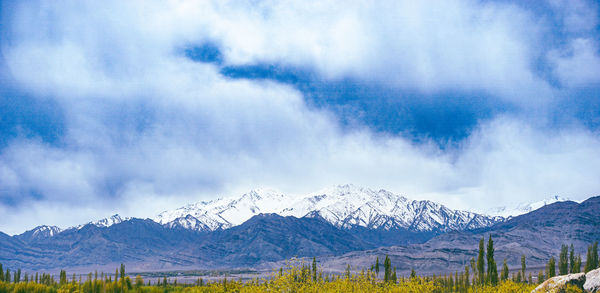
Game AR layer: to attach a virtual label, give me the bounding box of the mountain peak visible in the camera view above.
[73,214,131,229]
[17,225,62,240]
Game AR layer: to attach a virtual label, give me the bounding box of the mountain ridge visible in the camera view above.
[155,184,504,234]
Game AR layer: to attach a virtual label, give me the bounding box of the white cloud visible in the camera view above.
[0,0,599,234]
[548,38,600,87]
[4,0,554,102]
[549,0,598,33]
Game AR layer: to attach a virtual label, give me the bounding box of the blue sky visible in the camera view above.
[0,0,599,234]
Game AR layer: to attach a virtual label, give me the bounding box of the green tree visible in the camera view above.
[410,268,416,279]
[573,254,582,273]
[486,235,498,285]
[14,269,20,283]
[59,270,67,285]
[470,257,476,286]
[477,237,485,285]
[521,254,526,282]
[375,257,380,277]
[135,275,144,289]
[391,267,397,283]
[547,256,556,278]
[501,259,509,281]
[0,263,3,282]
[345,264,351,280]
[538,270,544,284]
[569,244,575,273]
[585,242,598,273]
[383,255,391,282]
[125,276,133,290]
[120,263,125,280]
[559,244,569,275]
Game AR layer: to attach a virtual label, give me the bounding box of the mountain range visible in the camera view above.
[0,185,596,275]
[155,184,503,233]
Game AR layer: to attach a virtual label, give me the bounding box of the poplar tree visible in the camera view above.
[574,254,582,273]
[559,244,569,275]
[477,237,485,285]
[538,270,544,284]
[383,255,391,282]
[120,263,125,280]
[486,235,498,285]
[569,244,575,273]
[0,264,3,282]
[345,264,351,280]
[59,270,67,285]
[375,257,380,277]
[470,257,476,286]
[464,266,469,288]
[521,255,526,281]
[585,242,598,272]
[547,256,556,278]
[501,259,509,281]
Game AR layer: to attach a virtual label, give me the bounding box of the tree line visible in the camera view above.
[0,239,598,292]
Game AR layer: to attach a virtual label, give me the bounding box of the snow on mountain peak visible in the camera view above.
[156,185,502,233]
[92,214,130,227]
[486,195,580,218]
[31,225,62,237]
[72,214,131,230]
[154,188,290,230]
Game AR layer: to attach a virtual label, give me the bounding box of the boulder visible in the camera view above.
[531,273,585,293]
[585,268,600,292]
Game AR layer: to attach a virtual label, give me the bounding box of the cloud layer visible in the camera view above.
[0,0,599,234]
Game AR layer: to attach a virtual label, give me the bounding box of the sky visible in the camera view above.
[0,0,599,235]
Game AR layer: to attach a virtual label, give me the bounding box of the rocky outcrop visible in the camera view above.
[585,268,600,292]
[531,273,585,293]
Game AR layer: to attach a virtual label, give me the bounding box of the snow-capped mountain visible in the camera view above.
[16,225,62,242]
[155,189,290,231]
[16,215,132,241]
[72,214,131,230]
[89,214,130,227]
[486,195,580,218]
[155,184,504,233]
